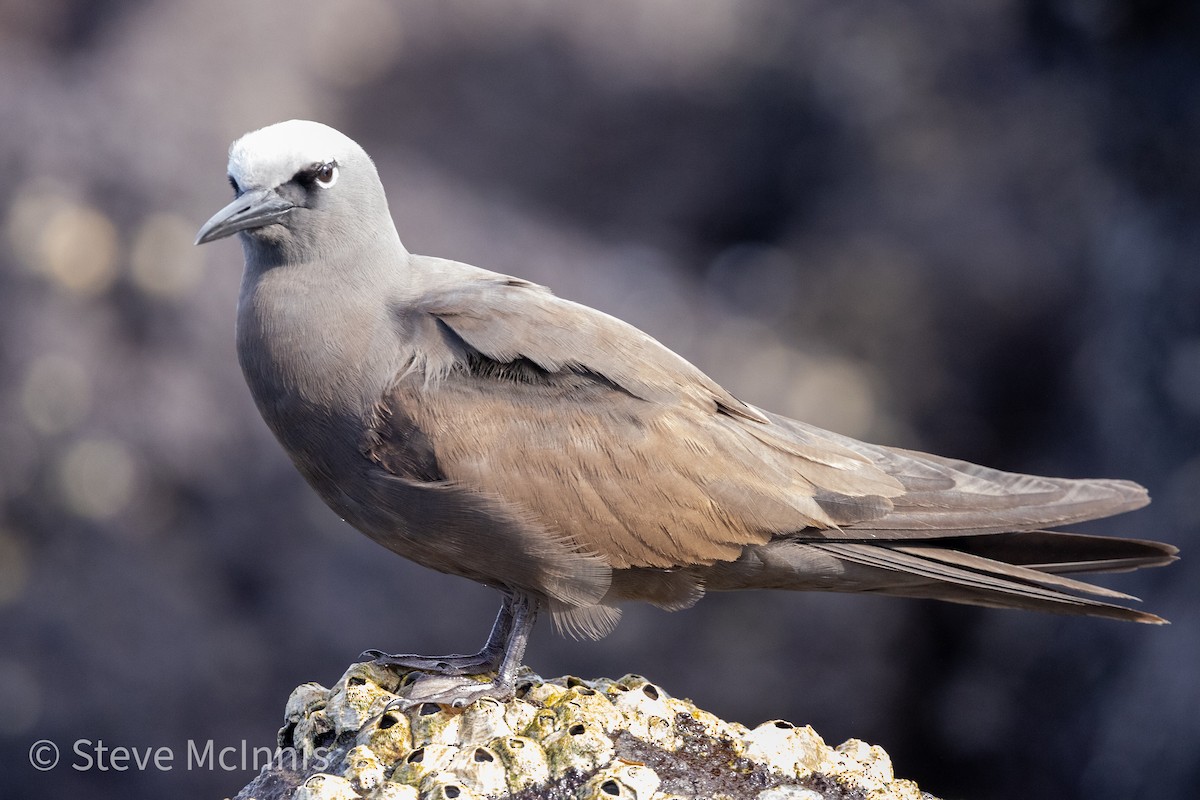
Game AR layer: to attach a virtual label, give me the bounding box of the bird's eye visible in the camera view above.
[312,162,338,189]
[228,175,241,196]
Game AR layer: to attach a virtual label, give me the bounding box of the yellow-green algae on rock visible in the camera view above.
[233,663,936,800]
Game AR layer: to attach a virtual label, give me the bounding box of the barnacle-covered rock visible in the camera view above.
[744,720,825,779]
[280,682,334,759]
[821,738,895,791]
[408,701,463,747]
[521,706,561,741]
[446,744,509,796]
[356,706,412,764]
[457,696,514,743]
[418,772,479,800]
[542,719,616,778]
[551,683,624,734]
[292,773,358,800]
[374,783,420,800]
[342,745,386,795]
[608,675,679,748]
[489,735,551,792]
[756,787,824,800]
[283,682,330,733]
[233,665,938,800]
[578,761,661,799]
[390,743,459,787]
[325,662,402,735]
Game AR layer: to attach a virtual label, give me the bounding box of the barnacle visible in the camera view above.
[416,772,478,800]
[292,772,358,800]
[235,665,936,800]
[390,743,459,787]
[342,745,386,795]
[326,663,402,735]
[542,719,616,778]
[489,735,550,793]
[446,744,508,796]
[457,696,513,743]
[744,719,825,779]
[407,700,463,747]
[372,783,419,800]
[551,685,624,735]
[357,706,413,764]
[607,676,678,748]
[577,761,661,799]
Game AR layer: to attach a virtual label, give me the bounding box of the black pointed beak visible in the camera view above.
[195,188,295,245]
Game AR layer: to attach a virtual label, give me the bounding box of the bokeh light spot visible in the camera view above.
[8,182,119,296]
[130,212,205,298]
[57,437,138,521]
[787,358,877,439]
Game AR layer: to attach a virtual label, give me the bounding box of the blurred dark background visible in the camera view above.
[1,1,1197,798]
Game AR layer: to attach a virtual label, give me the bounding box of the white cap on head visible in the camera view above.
[228,119,364,190]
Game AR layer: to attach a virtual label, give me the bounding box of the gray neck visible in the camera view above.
[234,232,410,475]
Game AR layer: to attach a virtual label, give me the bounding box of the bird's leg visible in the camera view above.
[386,592,540,709]
[359,593,517,676]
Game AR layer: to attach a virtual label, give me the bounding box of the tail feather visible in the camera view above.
[702,528,1175,624]
[927,530,1178,574]
[808,538,1171,624]
[892,545,1141,601]
[692,420,1176,623]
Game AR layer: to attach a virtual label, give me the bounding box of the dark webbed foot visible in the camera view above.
[366,592,538,709]
[356,649,502,676]
[385,673,518,710]
[358,593,516,674]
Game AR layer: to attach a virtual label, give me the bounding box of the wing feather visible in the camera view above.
[380,267,903,571]
[376,259,1164,619]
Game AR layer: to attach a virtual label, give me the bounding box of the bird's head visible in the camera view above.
[196,120,397,265]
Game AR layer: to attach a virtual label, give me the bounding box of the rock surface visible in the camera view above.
[232,664,936,800]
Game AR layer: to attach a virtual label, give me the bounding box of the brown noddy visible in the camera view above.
[196,120,1177,707]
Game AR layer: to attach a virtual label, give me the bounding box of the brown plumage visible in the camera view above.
[197,121,1177,707]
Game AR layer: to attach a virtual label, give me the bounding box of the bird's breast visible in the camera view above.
[235,266,398,493]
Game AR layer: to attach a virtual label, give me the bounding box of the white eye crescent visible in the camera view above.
[314,162,338,188]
